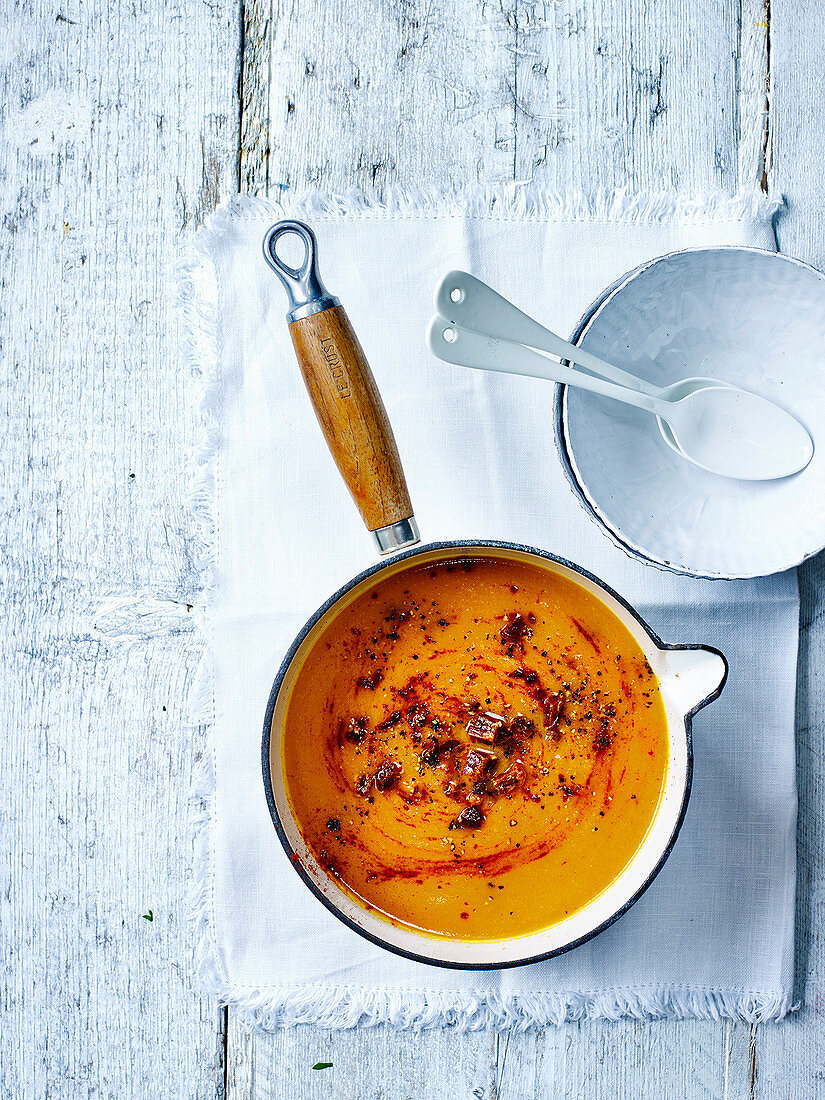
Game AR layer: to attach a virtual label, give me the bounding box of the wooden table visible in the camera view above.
[3,1,823,1096]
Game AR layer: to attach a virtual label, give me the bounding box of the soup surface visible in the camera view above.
[282,555,668,940]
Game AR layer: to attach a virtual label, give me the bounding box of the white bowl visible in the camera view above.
[262,542,726,968]
[555,248,825,578]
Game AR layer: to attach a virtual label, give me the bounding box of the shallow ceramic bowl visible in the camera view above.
[555,247,825,578]
[262,542,727,969]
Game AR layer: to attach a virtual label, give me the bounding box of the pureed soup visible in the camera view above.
[282,555,668,941]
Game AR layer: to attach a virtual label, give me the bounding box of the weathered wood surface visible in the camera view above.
[243,0,768,195]
[3,0,824,1097]
[753,0,825,1092]
[227,1015,765,1100]
[0,0,238,1096]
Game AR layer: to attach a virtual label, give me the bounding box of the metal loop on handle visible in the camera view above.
[262,220,340,323]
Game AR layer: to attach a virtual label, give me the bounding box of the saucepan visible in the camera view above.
[260,221,727,969]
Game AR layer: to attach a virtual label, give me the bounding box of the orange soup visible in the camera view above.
[282,555,668,940]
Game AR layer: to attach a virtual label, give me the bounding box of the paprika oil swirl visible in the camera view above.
[282,556,668,940]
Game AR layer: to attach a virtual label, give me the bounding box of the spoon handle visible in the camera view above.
[426,317,661,416]
[434,270,659,397]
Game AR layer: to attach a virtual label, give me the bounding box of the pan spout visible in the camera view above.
[657,645,728,716]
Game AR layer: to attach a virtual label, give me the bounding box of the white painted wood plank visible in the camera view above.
[744,5,825,1095]
[744,560,825,1096]
[0,0,239,1095]
[227,1017,757,1100]
[496,1020,737,1099]
[511,0,745,193]
[247,0,764,196]
[228,1016,497,1100]
[244,0,516,192]
[737,0,771,188]
[227,1014,256,1100]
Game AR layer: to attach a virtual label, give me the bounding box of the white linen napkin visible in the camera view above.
[184,189,797,1029]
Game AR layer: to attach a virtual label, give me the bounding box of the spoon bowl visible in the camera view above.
[663,385,814,481]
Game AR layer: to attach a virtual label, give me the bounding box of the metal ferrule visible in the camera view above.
[286,296,340,323]
[262,220,339,323]
[372,516,421,555]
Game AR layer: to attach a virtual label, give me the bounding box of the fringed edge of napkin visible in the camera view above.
[192,983,794,1032]
[195,184,782,233]
[180,186,790,1031]
[178,243,226,1004]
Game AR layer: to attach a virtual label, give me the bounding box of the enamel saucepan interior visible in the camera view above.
[260,223,727,968]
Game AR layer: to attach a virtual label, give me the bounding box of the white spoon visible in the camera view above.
[434,270,737,460]
[426,316,814,482]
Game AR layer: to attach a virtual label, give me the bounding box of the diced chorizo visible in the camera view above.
[454,805,485,829]
[499,612,533,651]
[466,711,506,743]
[376,710,402,731]
[465,748,497,776]
[490,760,527,795]
[340,715,369,744]
[374,758,403,791]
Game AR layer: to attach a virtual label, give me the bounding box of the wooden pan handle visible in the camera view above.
[264,220,419,554]
[289,304,416,541]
